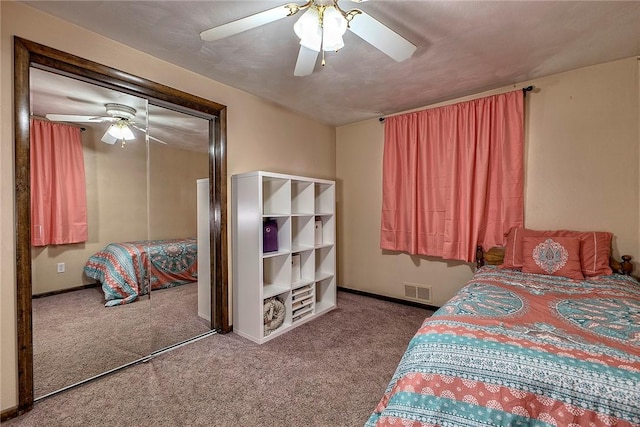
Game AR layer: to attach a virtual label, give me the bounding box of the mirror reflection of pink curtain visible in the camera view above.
[30,119,88,246]
[380,90,524,262]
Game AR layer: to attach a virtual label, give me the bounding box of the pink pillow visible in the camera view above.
[502,227,526,269]
[502,227,612,277]
[521,236,584,280]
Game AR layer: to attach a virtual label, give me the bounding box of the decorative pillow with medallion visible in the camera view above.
[521,236,585,280]
[502,227,612,277]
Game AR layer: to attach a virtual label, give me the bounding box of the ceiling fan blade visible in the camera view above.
[147,134,169,145]
[46,114,107,123]
[348,12,417,62]
[131,124,168,145]
[294,45,319,77]
[200,5,293,42]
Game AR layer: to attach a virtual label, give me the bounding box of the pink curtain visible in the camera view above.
[380,90,524,262]
[31,119,88,246]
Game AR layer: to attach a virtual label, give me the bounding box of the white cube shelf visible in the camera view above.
[232,171,336,343]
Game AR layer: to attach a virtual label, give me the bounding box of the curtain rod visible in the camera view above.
[379,85,537,122]
[522,85,534,96]
[31,115,86,131]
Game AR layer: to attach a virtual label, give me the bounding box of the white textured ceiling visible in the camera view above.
[22,1,640,126]
[30,68,210,152]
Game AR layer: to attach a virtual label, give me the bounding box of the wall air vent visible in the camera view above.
[403,282,432,303]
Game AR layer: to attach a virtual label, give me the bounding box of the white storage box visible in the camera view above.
[314,218,323,245]
[291,253,301,282]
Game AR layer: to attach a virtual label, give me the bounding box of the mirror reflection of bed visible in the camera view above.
[30,69,212,398]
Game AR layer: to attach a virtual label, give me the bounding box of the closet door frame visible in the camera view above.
[12,36,230,417]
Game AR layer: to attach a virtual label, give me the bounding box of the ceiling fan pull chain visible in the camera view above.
[320,4,326,66]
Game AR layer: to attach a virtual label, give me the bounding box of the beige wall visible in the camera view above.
[1,1,335,412]
[337,57,640,306]
[148,145,209,240]
[30,128,209,295]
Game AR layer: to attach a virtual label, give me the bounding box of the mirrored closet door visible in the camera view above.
[15,38,228,412]
[29,68,213,399]
[30,68,153,398]
[146,104,212,352]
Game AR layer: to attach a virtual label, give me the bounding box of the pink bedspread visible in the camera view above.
[367,267,640,426]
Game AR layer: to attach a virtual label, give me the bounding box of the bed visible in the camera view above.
[367,228,640,427]
[83,237,198,306]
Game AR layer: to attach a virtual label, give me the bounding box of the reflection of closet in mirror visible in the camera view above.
[29,68,211,399]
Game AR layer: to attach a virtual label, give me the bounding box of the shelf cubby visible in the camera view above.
[262,216,291,255]
[263,253,291,288]
[315,245,335,281]
[292,283,314,324]
[313,214,335,247]
[291,180,314,215]
[263,291,291,338]
[291,215,315,252]
[263,176,290,216]
[315,182,335,215]
[291,249,314,288]
[315,276,336,314]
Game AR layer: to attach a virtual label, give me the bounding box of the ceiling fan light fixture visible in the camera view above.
[294,7,321,51]
[121,125,135,141]
[294,4,348,53]
[321,31,344,52]
[322,6,348,51]
[107,121,135,141]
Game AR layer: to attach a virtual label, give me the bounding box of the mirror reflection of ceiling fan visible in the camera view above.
[45,103,167,148]
[199,0,417,76]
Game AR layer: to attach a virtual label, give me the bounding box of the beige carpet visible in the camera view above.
[9,291,432,427]
[32,282,211,398]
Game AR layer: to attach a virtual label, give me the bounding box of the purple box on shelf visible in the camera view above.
[263,219,279,253]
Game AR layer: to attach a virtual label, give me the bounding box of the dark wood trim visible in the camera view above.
[337,287,440,312]
[215,107,231,333]
[14,36,35,416]
[612,255,634,276]
[32,283,99,299]
[476,245,634,275]
[209,106,230,333]
[1,406,20,422]
[20,38,225,116]
[209,118,217,330]
[475,246,506,269]
[12,36,229,416]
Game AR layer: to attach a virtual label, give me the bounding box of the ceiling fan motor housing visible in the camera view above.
[105,103,136,120]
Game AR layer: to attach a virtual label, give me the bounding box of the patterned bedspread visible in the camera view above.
[84,238,198,306]
[367,267,640,427]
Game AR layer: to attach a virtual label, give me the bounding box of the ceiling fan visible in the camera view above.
[45,103,167,148]
[199,0,417,76]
